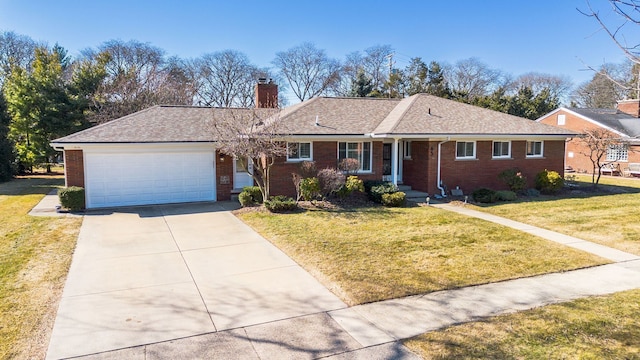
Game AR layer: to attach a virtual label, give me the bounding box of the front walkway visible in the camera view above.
[40,196,640,359]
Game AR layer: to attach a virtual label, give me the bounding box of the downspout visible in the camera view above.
[436,139,449,197]
[392,138,399,185]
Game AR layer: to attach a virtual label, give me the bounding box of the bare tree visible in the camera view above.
[579,127,631,186]
[573,63,629,107]
[273,42,341,101]
[194,50,265,107]
[0,31,38,86]
[446,57,505,101]
[509,72,573,102]
[82,39,196,123]
[209,107,287,200]
[361,45,393,91]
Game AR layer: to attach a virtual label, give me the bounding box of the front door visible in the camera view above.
[234,157,254,190]
[383,144,392,176]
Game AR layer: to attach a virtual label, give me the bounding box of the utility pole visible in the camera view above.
[387,53,394,98]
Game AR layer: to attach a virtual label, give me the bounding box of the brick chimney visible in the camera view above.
[255,78,278,108]
[616,99,640,118]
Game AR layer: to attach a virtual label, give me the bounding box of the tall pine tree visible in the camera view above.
[0,93,14,181]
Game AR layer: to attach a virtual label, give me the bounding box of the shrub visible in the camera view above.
[535,169,564,194]
[381,191,406,207]
[317,168,345,197]
[264,195,298,212]
[298,161,317,178]
[363,180,386,194]
[238,191,254,207]
[498,168,527,191]
[472,188,497,203]
[369,182,399,203]
[242,186,263,204]
[58,186,85,211]
[338,158,360,175]
[523,188,541,197]
[300,177,320,201]
[495,190,517,201]
[337,176,365,198]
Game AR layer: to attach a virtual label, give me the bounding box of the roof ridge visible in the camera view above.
[372,94,420,134]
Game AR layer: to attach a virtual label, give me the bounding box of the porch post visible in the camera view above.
[392,138,399,185]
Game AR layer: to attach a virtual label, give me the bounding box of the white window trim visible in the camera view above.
[606,144,629,162]
[286,142,313,162]
[455,141,476,160]
[338,141,373,173]
[492,141,511,159]
[403,141,412,159]
[526,140,544,158]
[557,114,566,125]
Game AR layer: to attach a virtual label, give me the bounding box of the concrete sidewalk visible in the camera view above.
[42,199,640,359]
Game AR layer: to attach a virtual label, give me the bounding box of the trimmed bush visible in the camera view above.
[242,186,263,204]
[58,186,85,211]
[238,191,254,207]
[498,168,527,191]
[523,188,541,197]
[298,161,317,178]
[381,191,406,207]
[338,158,360,175]
[495,190,517,201]
[264,195,298,212]
[363,180,386,194]
[337,176,364,198]
[317,168,345,197]
[472,188,498,203]
[535,169,564,194]
[369,182,399,203]
[300,177,320,201]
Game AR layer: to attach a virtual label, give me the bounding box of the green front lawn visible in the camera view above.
[404,289,640,359]
[0,176,82,360]
[472,175,640,255]
[238,205,607,305]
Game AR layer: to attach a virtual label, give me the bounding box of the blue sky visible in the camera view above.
[0,0,634,104]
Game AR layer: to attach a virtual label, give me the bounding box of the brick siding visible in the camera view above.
[64,150,84,188]
[216,151,234,200]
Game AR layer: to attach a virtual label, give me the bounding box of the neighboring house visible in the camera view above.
[537,99,640,174]
[51,83,575,209]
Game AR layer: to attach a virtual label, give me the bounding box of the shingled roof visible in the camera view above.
[566,107,640,138]
[52,95,575,145]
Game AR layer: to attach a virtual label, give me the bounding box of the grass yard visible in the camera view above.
[404,288,640,359]
[0,176,82,360]
[237,205,607,305]
[472,175,640,255]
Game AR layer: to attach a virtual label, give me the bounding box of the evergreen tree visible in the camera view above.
[0,94,14,181]
[349,69,374,97]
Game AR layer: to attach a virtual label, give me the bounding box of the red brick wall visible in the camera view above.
[216,151,233,200]
[402,141,432,193]
[435,140,565,194]
[617,100,640,118]
[537,109,640,173]
[64,150,84,188]
[269,141,385,198]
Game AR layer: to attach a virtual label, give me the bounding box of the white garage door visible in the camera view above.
[85,150,216,208]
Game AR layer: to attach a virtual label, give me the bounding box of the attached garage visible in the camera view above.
[84,147,216,208]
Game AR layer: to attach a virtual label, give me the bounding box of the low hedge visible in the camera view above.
[472,188,497,203]
[495,190,517,201]
[264,195,298,212]
[239,186,263,207]
[58,186,85,211]
[381,191,406,207]
[368,182,399,203]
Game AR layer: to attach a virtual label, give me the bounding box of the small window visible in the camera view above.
[456,141,476,159]
[404,141,412,159]
[526,141,544,158]
[338,142,372,171]
[606,144,628,162]
[492,141,511,158]
[287,142,312,161]
[557,114,566,125]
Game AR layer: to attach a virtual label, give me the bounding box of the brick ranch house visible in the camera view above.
[51,83,575,209]
[537,99,640,175]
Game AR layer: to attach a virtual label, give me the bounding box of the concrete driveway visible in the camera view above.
[46,202,348,359]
